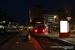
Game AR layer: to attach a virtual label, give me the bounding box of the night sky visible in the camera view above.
[0,0,75,25]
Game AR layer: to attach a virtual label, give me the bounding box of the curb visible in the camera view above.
[55,38,75,46]
[46,36,75,46]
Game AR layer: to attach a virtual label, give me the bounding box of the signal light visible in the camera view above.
[42,29,45,33]
[34,29,38,33]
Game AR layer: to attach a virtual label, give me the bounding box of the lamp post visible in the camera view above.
[54,15,57,23]
[67,17,71,36]
[53,15,57,34]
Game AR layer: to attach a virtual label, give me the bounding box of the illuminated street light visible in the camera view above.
[54,15,57,23]
[54,15,57,18]
[3,21,6,23]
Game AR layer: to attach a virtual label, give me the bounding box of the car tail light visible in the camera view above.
[34,29,38,33]
[42,29,45,33]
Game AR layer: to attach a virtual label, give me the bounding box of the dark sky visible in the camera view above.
[0,0,75,25]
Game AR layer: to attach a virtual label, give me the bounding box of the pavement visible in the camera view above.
[0,32,19,47]
[0,31,43,50]
[45,31,75,47]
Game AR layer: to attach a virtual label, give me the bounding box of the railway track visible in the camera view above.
[33,36,72,50]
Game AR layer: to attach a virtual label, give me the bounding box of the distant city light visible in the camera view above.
[0,25,3,28]
[36,22,41,23]
[9,22,11,24]
[0,22,2,23]
[16,42,19,44]
[3,27,4,29]
[13,22,14,24]
[3,21,6,23]
[54,15,57,18]
[66,11,68,12]
[30,20,32,22]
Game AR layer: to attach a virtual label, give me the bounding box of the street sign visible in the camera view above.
[67,17,71,21]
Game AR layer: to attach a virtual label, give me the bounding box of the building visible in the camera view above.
[29,6,74,27]
[43,11,59,25]
[57,7,74,24]
[0,9,16,26]
[30,5,43,22]
[43,7,74,25]
[43,11,59,33]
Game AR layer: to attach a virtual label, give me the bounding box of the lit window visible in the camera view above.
[66,11,68,12]
[68,15,70,16]
[30,20,32,22]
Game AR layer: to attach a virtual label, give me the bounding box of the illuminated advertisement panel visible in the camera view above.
[60,21,69,33]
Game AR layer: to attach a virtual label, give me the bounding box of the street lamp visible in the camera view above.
[53,15,57,34]
[3,21,6,24]
[54,15,57,23]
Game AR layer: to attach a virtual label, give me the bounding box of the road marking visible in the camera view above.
[16,42,19,44]
[19,38,21,39]
[54,43,59,46]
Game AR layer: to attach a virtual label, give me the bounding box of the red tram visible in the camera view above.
[30,18,46,36]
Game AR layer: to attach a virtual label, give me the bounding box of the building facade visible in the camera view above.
[30,5,43,22]
[0,9,16,26]
[29,6,74,27]
[57,7,74,24]
[43,11,59,25]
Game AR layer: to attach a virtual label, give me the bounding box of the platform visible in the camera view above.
[0,31,43,50]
